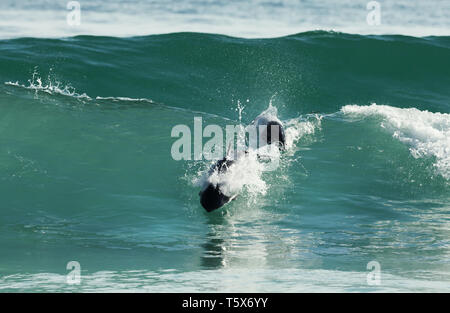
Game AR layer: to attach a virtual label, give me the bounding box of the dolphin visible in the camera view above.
[199,115,286,212]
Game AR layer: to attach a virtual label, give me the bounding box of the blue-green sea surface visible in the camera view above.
[0,30,449,292]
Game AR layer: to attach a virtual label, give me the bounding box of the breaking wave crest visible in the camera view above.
[342,103,450,180]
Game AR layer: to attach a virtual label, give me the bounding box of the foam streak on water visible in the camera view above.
[5,80,91,100]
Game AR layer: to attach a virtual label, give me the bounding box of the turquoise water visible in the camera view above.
[1,3,450,292]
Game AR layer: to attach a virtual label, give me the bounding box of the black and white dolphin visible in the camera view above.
[199,116,285,212]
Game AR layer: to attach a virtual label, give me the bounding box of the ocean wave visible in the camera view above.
[1,31,449,117]
[342,104,450,180]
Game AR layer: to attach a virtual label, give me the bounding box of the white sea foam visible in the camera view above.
[284,114,322,151]
[342,103,450,179]
[1,268,448,292]
[208,150,270,198]
[5,77,91,100]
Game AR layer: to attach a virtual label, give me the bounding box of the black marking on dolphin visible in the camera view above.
[199,158,235,212]
[265,120,286,150]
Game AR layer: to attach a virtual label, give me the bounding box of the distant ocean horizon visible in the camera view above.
[0,0,449,39]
